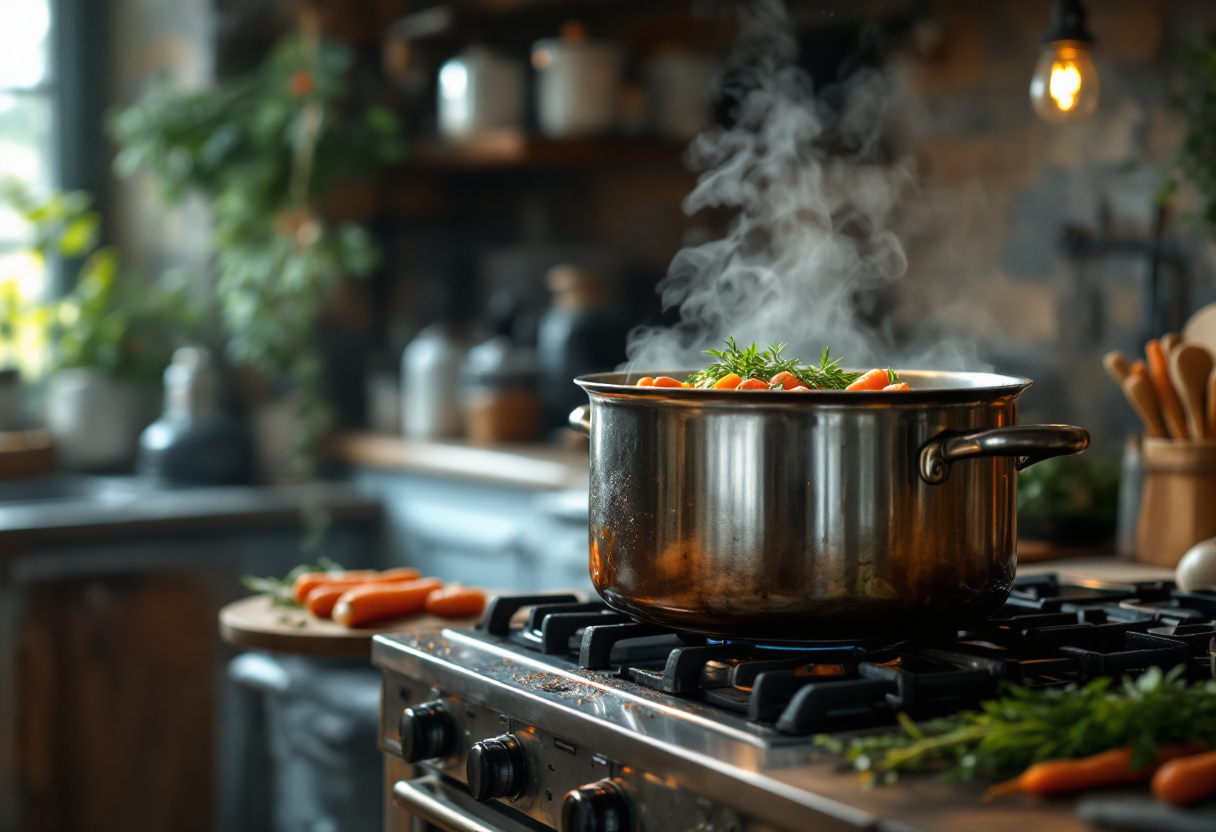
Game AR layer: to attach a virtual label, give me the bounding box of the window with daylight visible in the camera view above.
[0,0,53,372]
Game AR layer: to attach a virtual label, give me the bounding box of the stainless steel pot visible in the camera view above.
[568,371,1089,640]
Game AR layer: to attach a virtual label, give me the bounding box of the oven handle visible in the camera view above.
[392,776,514,832]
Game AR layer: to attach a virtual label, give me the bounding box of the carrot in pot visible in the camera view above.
[846,369,890,391]
[333,577,444,627]
[883,382,911,391]
[652,376,684,388]
[987,744,1202,798]
[770,371,800,390]
[636,377,655,387]
[292,570,376,604]
[738,378,770,390]
[713,373,743,390]
[790,386,811,391]
[1152,749,1216,806]
[425,585,488,618]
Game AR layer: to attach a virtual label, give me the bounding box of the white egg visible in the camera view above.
[1175,537,1216,593]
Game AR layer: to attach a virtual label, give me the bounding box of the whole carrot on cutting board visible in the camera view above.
[333,577,444,627]
[292,567,420,605]
[1146,339,1189,439]
[291,570,377,604]
[425,585,488,618]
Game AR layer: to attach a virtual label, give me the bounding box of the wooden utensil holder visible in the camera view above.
[1136,436,1216,567]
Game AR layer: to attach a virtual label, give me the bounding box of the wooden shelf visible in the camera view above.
[404,133,689,171]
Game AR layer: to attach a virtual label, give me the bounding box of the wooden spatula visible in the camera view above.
[1208,367,1216,440]
[1146,339,1189,439]
[1169,343,1214,440]
[1122,371,1168,438]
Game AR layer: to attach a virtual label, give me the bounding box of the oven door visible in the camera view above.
[392,775,550,832]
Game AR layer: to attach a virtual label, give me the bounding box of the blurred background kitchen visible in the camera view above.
[4,0,1216,830]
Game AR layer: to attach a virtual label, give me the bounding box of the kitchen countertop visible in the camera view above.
[328,432,589,490]
[0,479,381,553]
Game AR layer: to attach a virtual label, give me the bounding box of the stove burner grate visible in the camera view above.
[474,573,1216,736]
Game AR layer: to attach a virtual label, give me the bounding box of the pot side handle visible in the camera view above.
[920,425,1090,485]
[568,405,592,437]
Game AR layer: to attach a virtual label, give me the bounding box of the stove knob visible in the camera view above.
[562,780,630,832]
[398,701,455,763]
[466,733,527,801]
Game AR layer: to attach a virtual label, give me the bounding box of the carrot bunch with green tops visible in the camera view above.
[635,338,908,392]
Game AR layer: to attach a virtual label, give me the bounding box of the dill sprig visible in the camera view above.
[684,338,864,390]
[815,666,1216,786]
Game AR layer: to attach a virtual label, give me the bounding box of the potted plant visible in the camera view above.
[0,183,202,470]
[110,25,403,485]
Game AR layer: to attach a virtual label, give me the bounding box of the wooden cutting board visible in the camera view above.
[219,593,484,657]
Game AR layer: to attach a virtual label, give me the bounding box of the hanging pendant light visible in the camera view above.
[1030,0,1100,122]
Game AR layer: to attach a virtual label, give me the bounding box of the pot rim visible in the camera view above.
[576,369,1032,404]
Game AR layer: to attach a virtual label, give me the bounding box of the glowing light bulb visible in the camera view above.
[1030,41,1099,122]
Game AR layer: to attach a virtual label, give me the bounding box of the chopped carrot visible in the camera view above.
[636,377,655,387]
[680,382,691,388]
[333,578,444,627]
[713,373,743,390]
[652,376,684,388]
[987,744,1202,799]
[1152,749,1216,806]
[425,585,488,618]
[883,382,911,391]
[770,371,801,390]
[738,378,770,390]
[292,570,376,604]
[846,369,890,391]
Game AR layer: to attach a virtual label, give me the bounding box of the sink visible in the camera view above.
[0,475,147,506]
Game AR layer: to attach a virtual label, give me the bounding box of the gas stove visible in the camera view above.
[372,573,1216,832]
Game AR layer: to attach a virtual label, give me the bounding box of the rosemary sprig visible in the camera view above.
[684,339,863,390]
[815,666,1216,786]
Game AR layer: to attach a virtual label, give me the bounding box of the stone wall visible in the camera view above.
[879,0,1216,448]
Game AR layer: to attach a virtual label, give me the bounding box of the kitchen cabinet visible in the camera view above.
[0,483,381,832]
[338,434,593,593]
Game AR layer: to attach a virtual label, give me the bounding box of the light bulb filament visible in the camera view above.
[1049,61,1082,112]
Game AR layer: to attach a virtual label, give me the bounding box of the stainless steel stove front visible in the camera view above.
[373,629,874,832]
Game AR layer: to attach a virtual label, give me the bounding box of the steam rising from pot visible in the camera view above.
[625,0,981,373]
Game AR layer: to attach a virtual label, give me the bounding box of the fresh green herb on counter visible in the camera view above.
[816,667,1216,786]
[241,556,344,607]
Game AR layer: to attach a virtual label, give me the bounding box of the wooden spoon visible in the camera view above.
[1146,339,1189,439]
[1162,332,1181,355]
[1208,367,1216,440]
[1122,371,1168,438]
[1169,343,1213,440]
[1102,350,1131,384]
